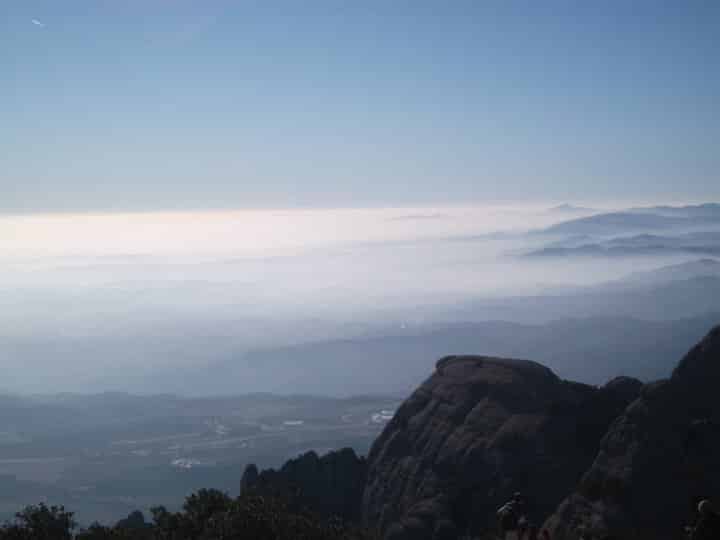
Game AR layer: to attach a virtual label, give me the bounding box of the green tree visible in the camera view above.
[0,503,75,540]
[1,492,374,540]
[114,511,147,531]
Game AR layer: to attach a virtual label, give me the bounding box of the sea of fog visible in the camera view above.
[0,204,697,393]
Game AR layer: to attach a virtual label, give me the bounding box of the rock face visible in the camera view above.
[544,325,720,540]
[361,356,641,539]
[240,448,366,523]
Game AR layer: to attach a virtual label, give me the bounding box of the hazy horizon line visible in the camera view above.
[1,198,717,219]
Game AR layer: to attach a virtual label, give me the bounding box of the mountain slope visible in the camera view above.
[240,448,367,523]
[540,203,720,236]
[543,325,720,540]
[617,258,720,285]
[198,313,720,396]
[526,232,720,257]
[360,357,641,539]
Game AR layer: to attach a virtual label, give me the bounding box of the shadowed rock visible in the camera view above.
[544,325,720,540]
[241,448,366,523]
[361,356,641,539]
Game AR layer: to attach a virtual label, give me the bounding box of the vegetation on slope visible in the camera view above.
[0,489,373,540]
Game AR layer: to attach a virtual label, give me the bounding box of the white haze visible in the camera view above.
[0,204,701,394]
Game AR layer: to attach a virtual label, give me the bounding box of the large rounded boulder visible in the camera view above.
[361,356,640,539]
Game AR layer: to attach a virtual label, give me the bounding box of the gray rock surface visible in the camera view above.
[361,356,641,539]
[544,325,720,540]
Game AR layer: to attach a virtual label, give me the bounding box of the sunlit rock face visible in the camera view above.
[361,355,640,539]
[544,325,720,540]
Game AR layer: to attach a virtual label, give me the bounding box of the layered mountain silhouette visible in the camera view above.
[526,232,720,258]
[617,258,720,285]
[547,204,595,214]
[539,203,720,236]
[205,312,719,396]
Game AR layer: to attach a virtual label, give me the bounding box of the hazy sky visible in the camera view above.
[2,1,719,213]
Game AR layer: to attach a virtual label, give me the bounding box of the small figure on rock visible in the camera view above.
[691,499,720,540]
[517,514,529,540]
[496,492,524,539]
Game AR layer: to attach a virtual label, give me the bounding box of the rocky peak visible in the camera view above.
[361,355,641,539]
[241,448,366,523]
[672,325,720,388]
[544,325,720,540]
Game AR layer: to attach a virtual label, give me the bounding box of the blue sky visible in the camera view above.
[2,1,719,213]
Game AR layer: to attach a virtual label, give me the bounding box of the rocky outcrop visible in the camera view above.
[240,448,366,523]
[544,325,720,540]
[235,325,719,539]
[361,356,641,539]
[239,463,259,494]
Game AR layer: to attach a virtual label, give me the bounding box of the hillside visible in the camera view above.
[240,323,720,539]
[544,326,720,539]
[539,203,720,236]
[2,325,718,539]
[202,312,719,396]
[358,324,719,539]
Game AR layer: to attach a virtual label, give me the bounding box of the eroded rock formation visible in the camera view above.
[361,356,641,539]
[544,326,720,540]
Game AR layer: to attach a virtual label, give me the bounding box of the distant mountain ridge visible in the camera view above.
[539,203,720,236]
[190,311,717,397]
[526,232,720,257]
[628,202,720,218]
[547,204,596,214]
[618,258,720,285]
[102,255,720,397]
